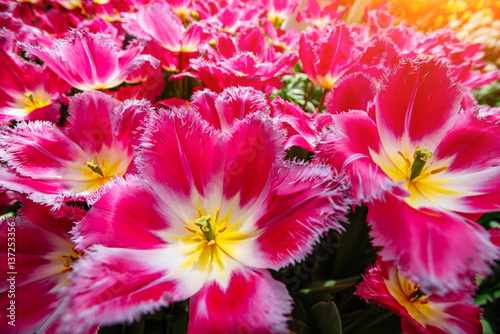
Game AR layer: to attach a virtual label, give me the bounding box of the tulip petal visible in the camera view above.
[251,162,349,269]
[368,194,499,295]
[73,177,171,251]
[188,268,291,334]
[317,111,407,203]
[191,87,270,132]
[376,57,462,152]
[223,113,284,208]
[63,246,207,332]
[138,108,225,199]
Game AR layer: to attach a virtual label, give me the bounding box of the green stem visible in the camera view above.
[178,51,183,99]
[303,82,314,108]
[346,310,394,334]
[333,206,370,278]
[28,3,38,26]
[317,88,330,113]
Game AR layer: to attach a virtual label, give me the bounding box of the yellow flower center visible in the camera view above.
[173,6,191,22]
[267,12,285,28]
[75,155,124,192]
[20,91,52,113]
[47,247,83,293]
[60,250,83,273]
[186,214,228,246]
[376,146,455,207]
[386,269,440,326]
[178,205,250,276]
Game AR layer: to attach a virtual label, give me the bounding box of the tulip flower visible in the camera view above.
[62,108,348,333]
[317,57,500,294]
[22,29,158,91]
[356,260,482,334]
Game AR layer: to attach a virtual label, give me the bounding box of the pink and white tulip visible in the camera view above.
[317,57,500,294]
[0,91,152,206]
[299,22,362,90]
[0,199,95,334]
[22,29,159,90]
[356,260,482,334]
[63,108,348,332]
[0,51,70,125]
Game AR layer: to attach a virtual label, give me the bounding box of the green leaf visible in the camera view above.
[473,80,500,107]
[342,306,397,334]
[126,318,145,334]
[482,319,495,334]
[333,206,374,278]
[288,319,309,334]
[299,276,360,295]
[291,294,309,324]
[311,302,342,334]
[477,211,500,228]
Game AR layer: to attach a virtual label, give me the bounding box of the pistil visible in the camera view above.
[24,92,38,106]
[21,91,51,112]
[84,159,104,177]
[195,215,215,241]
[410,147,433,180]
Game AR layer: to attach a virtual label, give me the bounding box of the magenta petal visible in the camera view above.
[0,213,72,288]
[138,108,225,198]
[356,260,483,334]
[0,276,63,334]
[0,93,147,201]
[271,97,320,152]
[435,113,500,173]
[191,87,270,132]
[376,57,462,151]
[23,30,156,90]
[114,98,154,150]
[65,91,116,152]
[214,87,270,132]
[73,177,170,251]
[490,227,500,248]
[190,89,220,128]
[236,25,268,59]
[223,113,284,208]
[0,167,67,206]
[216,33,238,59]
[181,23,205,52]
[136,4,184,51]
[65,91,152,154]
[0,51,68,124]
[299,29,319,83]
[21,103,61,124]
[300,23,362,89]
[188,268,292,334]
[368,194,499,295]
[0,201,85,334]
[19,198,85,240]
[317,111,407,203]
[316,23,361,82]
[1,121,85,179]
[429,113,500,213]
[254,162,349,269]
[325,72,376,114]
[63,246,197,332]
